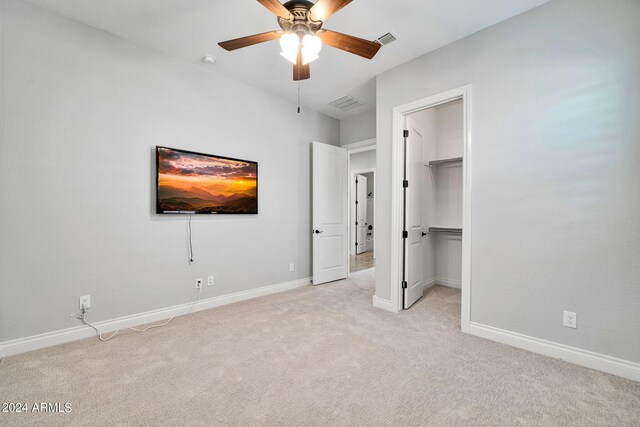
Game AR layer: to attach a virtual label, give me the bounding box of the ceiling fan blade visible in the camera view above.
[293,63,310,81]
[309,0,352,21]
[319,30,381,59]
[293,49,310,81]
[218,31,281,51]
[257,0,290,18]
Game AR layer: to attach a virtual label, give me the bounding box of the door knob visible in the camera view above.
[314,229,323,234]
[421,232,427,236]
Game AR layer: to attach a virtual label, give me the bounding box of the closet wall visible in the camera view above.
[411,99,464,289]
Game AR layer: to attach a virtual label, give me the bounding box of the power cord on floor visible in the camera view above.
[72,287,203,342]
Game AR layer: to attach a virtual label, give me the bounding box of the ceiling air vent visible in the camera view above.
[377,32,397,46]
[328,95,365,111]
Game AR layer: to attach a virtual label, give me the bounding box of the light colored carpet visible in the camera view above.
[1,268,639,426]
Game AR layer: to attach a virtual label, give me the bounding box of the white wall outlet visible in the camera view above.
[563,311,577,328]
[195,278,203,289]
[289,263,295,272]
[207,276,214,287]
[79,295,91,310]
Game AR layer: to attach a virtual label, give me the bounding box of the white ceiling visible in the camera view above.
[25,0,549,119]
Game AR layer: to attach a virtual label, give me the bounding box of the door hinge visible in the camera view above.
[403,130,409,138]
[402,281,408,289]
[402,180,409,188]
[355,179,359,183]
[402,230,408,239]
[355,200,359,205]
[355,221,359,225]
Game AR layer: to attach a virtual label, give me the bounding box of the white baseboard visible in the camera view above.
[373,279,435,313]
[469,322,640,383]
[434,277,461,289]
[372,295,396,312]
[0,277,311,358]
[422,278,436,290]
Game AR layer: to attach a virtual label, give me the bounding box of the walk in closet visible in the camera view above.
[403,98,464,308]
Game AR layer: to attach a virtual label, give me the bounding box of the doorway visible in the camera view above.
[347,143,376,274]
[389,85,471,332]
[350,170,375,273]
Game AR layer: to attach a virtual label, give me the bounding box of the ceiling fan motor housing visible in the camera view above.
[278,0,323,37]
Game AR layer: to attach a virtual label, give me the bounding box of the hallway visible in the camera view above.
[350,251,375,273]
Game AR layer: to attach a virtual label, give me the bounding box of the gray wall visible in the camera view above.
[349,150,376,172]
[340,110,376,146]
[376,0,640,362]
[0,0,339,341]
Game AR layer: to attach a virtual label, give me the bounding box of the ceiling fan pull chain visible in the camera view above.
[297,81,301,114]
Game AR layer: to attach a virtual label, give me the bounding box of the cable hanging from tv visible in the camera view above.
[188,214,194,263]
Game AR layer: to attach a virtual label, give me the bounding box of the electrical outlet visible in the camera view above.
[79,295,91,310]
[563,311,577,329]
[195,278,203,289]
[289,263,295,272]
[207,276,214,287]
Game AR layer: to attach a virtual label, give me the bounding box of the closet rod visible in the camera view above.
[428,227,462,234]
[425,157,463,167]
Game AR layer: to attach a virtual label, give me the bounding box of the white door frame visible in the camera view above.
[390,85,472,333]
[349,168,376,257]
[344,138,376,153]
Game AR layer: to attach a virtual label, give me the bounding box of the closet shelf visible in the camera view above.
[428,227,462,234]
[425,157,463,167]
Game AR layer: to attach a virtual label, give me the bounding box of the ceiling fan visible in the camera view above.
[218,0,382,81]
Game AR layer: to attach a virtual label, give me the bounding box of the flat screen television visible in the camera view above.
[156,146,258,214]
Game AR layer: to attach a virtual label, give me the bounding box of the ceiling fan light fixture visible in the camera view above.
[301,34,322,65]
[279,32,300,64]
[302,34,322,54]
[280,49,299,64]
[301,50,319,65]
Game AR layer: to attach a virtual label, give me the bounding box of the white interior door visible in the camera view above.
[355,174,368,255]
[404,118,425,308]
[312,142,348,285]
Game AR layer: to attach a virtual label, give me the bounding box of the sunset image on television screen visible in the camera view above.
[157,147,257,214]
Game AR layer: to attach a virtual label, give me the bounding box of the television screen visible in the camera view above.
[156,146,258,214]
